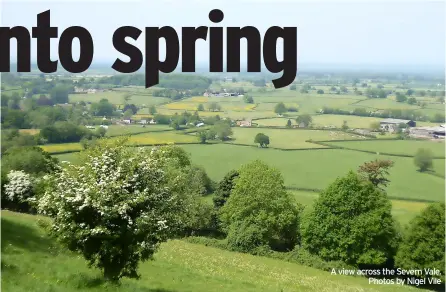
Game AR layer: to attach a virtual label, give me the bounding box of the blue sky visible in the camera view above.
[1,0,445,70]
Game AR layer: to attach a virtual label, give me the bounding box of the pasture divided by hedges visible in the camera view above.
[322,139,445,158]
[228,128,364,149]
[180,144,445,202]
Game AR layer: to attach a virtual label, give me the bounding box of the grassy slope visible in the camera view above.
[1,211,417,292]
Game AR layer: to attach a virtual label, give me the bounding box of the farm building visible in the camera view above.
[409,126,445,139]
[380,119,416,132]
[237,120,252,127]
[122,119,132,124]
[196,122,205,127]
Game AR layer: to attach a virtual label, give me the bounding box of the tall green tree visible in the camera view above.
[213,170,239,209]
[50,85,70,104]
[296,114,312,127]
[254,133,270,148]
[274,102,287,115]
[414,148,433,172]
[302,171,400,266]
[395,203,445,282]
[220,161,301,252]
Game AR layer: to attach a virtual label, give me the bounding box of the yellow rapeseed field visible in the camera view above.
[126,132,197,145]
[40,143,82,153]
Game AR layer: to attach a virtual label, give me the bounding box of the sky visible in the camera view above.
[1,0,445,72]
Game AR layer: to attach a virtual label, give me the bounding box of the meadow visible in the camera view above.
[324,139,446,158]
[51,143,445,202]
[1,211,419,292]
[69,91,170,106]
[180,144,445,202]
[228,128,364,149]
[43,131,198,154]
[105,125,172,137]
[288,190,428,226]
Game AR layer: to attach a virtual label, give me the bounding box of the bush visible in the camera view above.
[37,141,198,281]
[220,160,302,252]
[414,148,433,172]
[254,133,270,147]
[3,170,35,212]
[1,146,58,176]
[213,170,239,209]
[272,246,355,272]
[302,171,401,266]
[395,203,445,282]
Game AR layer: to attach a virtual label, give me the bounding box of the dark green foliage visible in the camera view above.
[1,146,58,176]
[254,133,270,147]
[197,104,205,111]
[90,99,116,116]
[302,171,401,266]
[295,114,312,127]
[220,161,301,252]
[148,105,157,115]
[198,130,207,143]
[289,84,297,90]
[40,122,96,143]
[395,92,407,102]
[414,148,433,172]
[395,203,445,282]
[316,89,324,94]
[188,166,215,195]
[50,85,70,104]
[1,130,37,154]
[286,119,292,128]
[407,97,417,105]
[243,95,254,104]
[274,102,287,115]
[213,170,239,209]
[366,88,387,99]
[122,104,138,115]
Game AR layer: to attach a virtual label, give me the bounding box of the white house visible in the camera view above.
[196,122,205,127]
[99,125,109,129]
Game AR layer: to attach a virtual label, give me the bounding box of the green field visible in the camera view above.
[324,139,445,157]
[43,131,198,154]
[228,128,364,149]
[1,211,418,292]
[69,91,170,106]
[179,144,445,202]
[290,190,428,226]
[51,144,445,202]
[105,125,172,137]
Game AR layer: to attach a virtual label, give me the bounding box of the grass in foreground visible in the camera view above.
[1,211,417,292]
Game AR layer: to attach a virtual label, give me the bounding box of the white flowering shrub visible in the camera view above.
[4,170,34,202]
[37,141,193,281]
